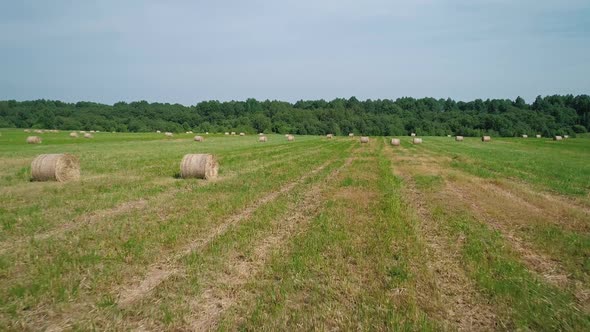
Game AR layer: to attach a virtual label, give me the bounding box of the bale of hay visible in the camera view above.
[84,133,93,138]
[34,129,44,134]
[412,137,423,144]
[391,138,400,146]
[564,135,569,139]
[522,134,528,138]
[231,132,236,135]
[225,132,230,135]
[455,136,464,141]
[481,136,491,142]
[553,136,563,141]
[26,136,42,144]
[410,133,416,137]
[69,132,78,138]
[180,154,218,180]
[259,133,264,136]
[79,131,86,134]
[89,130,95,133]
[194,135,204,142]
[31,154,80,182]
[205,132,209,135]
[165,132,173,137]
[24,129,31,133]
[259,136,268,142]
[156,130,161,133]
[287,135,294,141]
[447,135,451,137]
[326,134,333,139]
[536,134,541,138]
[349,133,354,137]
[360,136,369,143]
[239,132,245,136]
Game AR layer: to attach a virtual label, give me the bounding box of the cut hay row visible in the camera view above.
[31,154,80,182]
[180,154,218,179]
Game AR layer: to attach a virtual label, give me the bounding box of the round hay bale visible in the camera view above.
[349,133,354,137]
[259,133,264,136]
[564,135,569,139]
[194,135,204,142]
[287,135,294,141]
[84,133,93,139]
[69,132,79,138]
[89,130,95,133]
[481,136,491,142]
[455,136,464,141]
[24,129,31,133]
[225,132,230,135]
[239,132,245,136]
[326,134,333,139]
[410,133,416,137]
[554,135,563,141]
[180,154,218,179]
[26,136,42,144]
[391,138,400,146]
[522,134,528,138]
[165,132,173,137]
[205,132,209,135]
[31,154,80,182]
[360,136,369,143]
[536,134,541,138]
[156,130,161,133]
[259,136,268,142]
[412,138,423,144]
[447,134,451,137]
[231,132,236,135]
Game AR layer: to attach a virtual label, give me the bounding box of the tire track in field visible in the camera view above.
[115,160,333,307]
[0,144,328,255]
[185,156,354,331]
[386,147,499,331]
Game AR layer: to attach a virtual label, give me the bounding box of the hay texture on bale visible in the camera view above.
[194,135,204,142]
[326,134,333,139]
[522,134,528,138]
[410,133,416,137]
[360,136,369,143]
[481,136,491,142]
[31,154,80,182]
[165,132,173,137]
[84,133,93,139]
[412,137,423,144]
[259,136,268,142]
[26,136,42,144]
[391,138,400,146]
[554,136,563,141]
[455,136,464,141]
[180,154,218,180]
[69,132,78,138]
[536,134,542,138]
[287,135,294,141]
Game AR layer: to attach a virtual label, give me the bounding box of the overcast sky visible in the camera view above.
[1,0,589,105]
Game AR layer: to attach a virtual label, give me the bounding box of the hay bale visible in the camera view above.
[259,133,264,136]
[259,136,268,142]
[205,132,209,135]
[194,135,204,142]
[231,132,236,135]
[156,130,161,133]
[180,154,218,180]
[391,138,400,146]
[239,132,245,136]
[165,132,173,137]
[31,154,80,182]
[34,129,44,134]
[26,136,42,144]
[89,130,95,133]
[564,135,569,139]
[553,136,563,141]
[455,136,464,141]
[481,136,491,142]
[360,136,369,143]
[69,132,79,138]
[326,134,333,139]
[412,137,423,144]
[522,134,528,138]
[410,133,416,137]
[225,132,230,135]
[24,129,31,133]
[349,133,354,137]
[536,134,541,138]
[287,135,294,141]
[84,133,93,138]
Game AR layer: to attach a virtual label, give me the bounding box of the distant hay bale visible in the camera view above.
[156,130,161,133]
[522,134,528,138]
[360,136,369,143]
[349,133,354,137]
[564,135,569,139]
[205,132,209,135]
[165,132,173,137]
[287,135,294,141]
[285,134,289,137]
[225,132,230,135]
[455,136,464,141]
[84,133,93,138]
[410,133,416,137]
[180,154,218,180]
[34,129,44,134]
[239,132,245,136]
[259,133,264,136]
[194,135,204,142]
[554,136,563,141]
[391,138,400,146]
[326,134,333,139]
[412,137,423,144]
[26,136,42,144]
[79,131,86,134]
[231,131,236,135]
[69,132,78,138]
[24,129,31,133]
[481,136,491,142]
[536,134,541,138]
[89,130,95,133]
[259,136,268,142]
[31,153,80,182]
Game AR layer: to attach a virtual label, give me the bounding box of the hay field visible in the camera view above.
[0,129,589,331]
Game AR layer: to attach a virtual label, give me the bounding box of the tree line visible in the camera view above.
[0,95,589,137]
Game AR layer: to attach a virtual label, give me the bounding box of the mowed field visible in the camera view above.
[1,129,589,331]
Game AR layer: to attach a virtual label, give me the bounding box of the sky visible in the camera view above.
[0,0,589,105]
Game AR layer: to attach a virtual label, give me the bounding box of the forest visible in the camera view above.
[0,95,589,137]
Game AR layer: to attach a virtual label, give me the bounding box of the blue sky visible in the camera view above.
[0,0,589,105]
